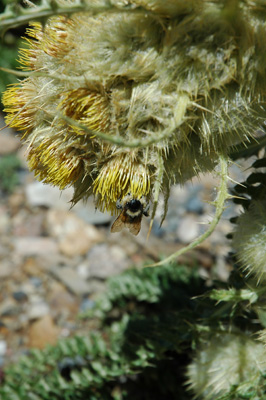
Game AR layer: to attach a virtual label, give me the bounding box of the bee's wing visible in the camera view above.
[111,214,124,233]
[127,216,141,235]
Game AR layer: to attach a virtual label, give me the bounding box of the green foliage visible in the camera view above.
[0,154,21,193]
[0,263,204,400]
[0,43,19,95]
[0,30,21,98]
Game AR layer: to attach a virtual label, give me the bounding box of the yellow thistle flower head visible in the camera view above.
[93,152,151,213]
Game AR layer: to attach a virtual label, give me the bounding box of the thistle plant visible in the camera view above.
[3,3,266,397]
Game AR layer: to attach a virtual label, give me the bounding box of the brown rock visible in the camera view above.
[59,228,100,257]
[0,129,20,155]
[28,315,59,349]
[22,257,42,276]
[46,209,103,257]
[8,190,26,215]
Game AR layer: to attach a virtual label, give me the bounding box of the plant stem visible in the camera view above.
[148,155,229,267]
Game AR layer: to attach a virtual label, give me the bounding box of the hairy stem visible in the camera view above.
[0,2,104,33]
[149,155,229,267]
[60,114,180,149]
[147,152,164,239]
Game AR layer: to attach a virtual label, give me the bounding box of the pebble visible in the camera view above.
[20,281,41,296]
[26,181,112,224]
[12,291,28,302]
[51,266,91,296]
[0,341,7,357]
[46,209,103,257]
[87,244,130,279]
[16,144,30,169]
[176,214,201,243]
[47,209,103,238]
[77,262,90,280]
[0,128,21,155]
[215,255,232,282]
[11,210,45,237]
[29,277,42,288]
[169,185,190,206]
[0,261,16,279]
[151,219,166,237]
[0,206,10,234]
[79,298,95,312]
[0,299,20,317]
[25,181,73,209]
[186,196,204,214]
[13,237,59,256]
[59,227,100,257]
[8,190,26,214]
[87,279,106,295]
[73,198,113,225]
[48,286,78,318]
[27,301,50,320]
[28,315,59,349]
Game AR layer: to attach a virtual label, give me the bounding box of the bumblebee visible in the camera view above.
[111,193,149,235]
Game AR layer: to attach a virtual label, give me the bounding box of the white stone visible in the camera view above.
[0,341,7,356]
[27,302,50,320]
[88,244,129,279]
[51,266,91,296]
[13,237,58,256]
[176,215,200,243]
[25,181,73,209]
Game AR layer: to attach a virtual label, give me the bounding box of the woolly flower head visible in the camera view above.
[187,333,266,399]
[232,200,266,282]
[3,0,266,220]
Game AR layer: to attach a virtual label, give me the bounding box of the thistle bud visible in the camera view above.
[232,200,266,282]
[187,333,266,399]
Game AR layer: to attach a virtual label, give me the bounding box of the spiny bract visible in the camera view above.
[232,200,266,282]
[3,0,266,220]
[187,332,266,399]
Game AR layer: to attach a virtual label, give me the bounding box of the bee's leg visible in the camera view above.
[143,203,150,217]
[116,199,123,209]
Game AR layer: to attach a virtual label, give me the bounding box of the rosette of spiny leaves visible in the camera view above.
[2,0,266,222]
